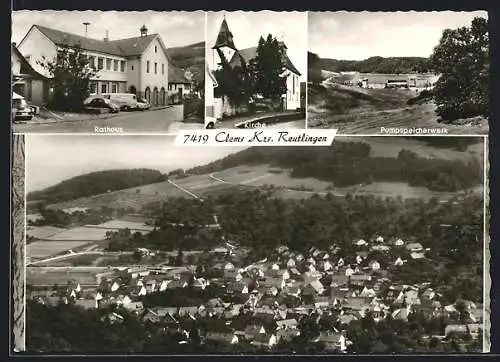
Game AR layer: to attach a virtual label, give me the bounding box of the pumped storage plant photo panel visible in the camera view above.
[307,11,489,135]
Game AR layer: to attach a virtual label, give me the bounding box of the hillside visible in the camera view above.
[186,140,483,192]
[37,139,484,212]
[28,169,168,205]
[167,41,205,82]
[309,51,430,74]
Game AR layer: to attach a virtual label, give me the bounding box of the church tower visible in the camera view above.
[212,15,237,68]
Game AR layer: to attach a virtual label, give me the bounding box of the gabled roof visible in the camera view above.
[29,24,159,58]
[111,34,160,57]
[229,46,301,76]
[12,44,48,79]
[212,18,237,50]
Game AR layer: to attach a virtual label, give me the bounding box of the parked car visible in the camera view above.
[102,93,138,111]
[83,95,101,105]
[84,97,120,113]
[12,92,34,121]
[136,98,151,111]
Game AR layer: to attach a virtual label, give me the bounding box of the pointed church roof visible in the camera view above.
[212,18,237,50]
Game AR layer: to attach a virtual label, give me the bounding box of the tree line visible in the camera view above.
[187,142,483,192]
[28,169,168,205]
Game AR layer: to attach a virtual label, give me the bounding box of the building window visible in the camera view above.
[146,61,150,73]
[89,82,97,94]
[97,57,104,70]
[120,61,125,72]
[154,62,157,74]
[113,60,118,71]
[101,83,107,93]
[106,58,111,70]
[112,82,117,93]
[155,45,158,53]
[131,65,134,71]
[162,63,164,75]
[292,75,295,92]
[88,56,96,69]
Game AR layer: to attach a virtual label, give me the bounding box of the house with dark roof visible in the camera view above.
[17,24,175,106]
[11,43,50,105]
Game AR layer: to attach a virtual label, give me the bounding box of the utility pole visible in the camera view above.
[83,22,90,37]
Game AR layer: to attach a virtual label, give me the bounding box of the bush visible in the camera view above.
[407,90,433,106]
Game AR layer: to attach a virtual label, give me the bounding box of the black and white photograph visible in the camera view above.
[11,11,206,133]
[205,11,307,129]
[21,134,488,353]
[307,11,489,134]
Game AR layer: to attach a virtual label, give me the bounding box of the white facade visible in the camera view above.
[12,44,49,105]
[17,25,172,106]
[139,37,169,104]
[17,26,58,78]
[284,69,301,110]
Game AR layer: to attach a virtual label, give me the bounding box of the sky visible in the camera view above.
[207,11,307,81]
[308,11,488,60]
[26,135,245,192]
[12,10,205,48]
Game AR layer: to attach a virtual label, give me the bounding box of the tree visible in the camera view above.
[213,61,253,108]
[249,34,287,100]
[308,52,324,85]
[429,17,489,121]
[38,42,97,112]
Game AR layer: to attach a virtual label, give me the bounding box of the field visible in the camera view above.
[27,226,67,240]
[42,137,484,211]
[44,227,110,242]
[27,241,93,259]
[26,267,100,286]
[85,220,154,232]
[307,82,488,134]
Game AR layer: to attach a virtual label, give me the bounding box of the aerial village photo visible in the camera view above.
[11,11,206,133]
[21,134,488,353]
[307,11,489,134]
[205,11,307,129]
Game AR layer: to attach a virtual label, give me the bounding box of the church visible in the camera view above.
[206,16,302,119]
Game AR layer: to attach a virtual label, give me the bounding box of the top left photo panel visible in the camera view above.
[12,10,206,134]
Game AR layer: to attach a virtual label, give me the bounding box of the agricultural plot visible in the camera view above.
[174,175,222,191]
[85,219,155,233]
[44,227,109,241]
[27,240,92,259]
[26,268,99,286]
[27,225,67,240]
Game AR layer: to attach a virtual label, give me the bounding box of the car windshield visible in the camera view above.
[12,98,27,108]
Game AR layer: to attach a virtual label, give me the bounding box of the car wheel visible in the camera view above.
[206,122,215,129]
[122,106,129,112]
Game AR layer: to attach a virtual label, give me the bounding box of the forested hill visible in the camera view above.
[167,41,205,82]
[187,140,483,192]
[308,51,430,74]
[28,169,167,205]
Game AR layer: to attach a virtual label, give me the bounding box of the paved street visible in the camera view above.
[12,107,204,134]
[214,116,306,129]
